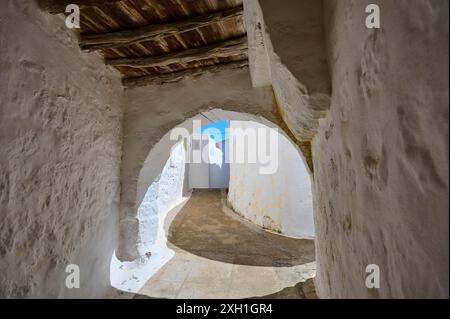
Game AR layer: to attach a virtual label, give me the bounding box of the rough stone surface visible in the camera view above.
[313,0,449,298]
[0,0,123,298]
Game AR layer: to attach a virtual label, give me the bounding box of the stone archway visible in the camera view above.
[117,68,315,262]
[112,108,314,293]
[118,106,313,262]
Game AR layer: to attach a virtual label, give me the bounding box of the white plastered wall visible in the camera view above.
[228,120,314,238]
[312,0,449,298]
[244,0,449,298]
[0,0,123,298]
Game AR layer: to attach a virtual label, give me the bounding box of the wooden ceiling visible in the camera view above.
[39,0,248,86]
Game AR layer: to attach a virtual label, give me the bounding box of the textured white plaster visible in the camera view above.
[313,0,449,298]
[0,0,123,298]
[136,142,187,256]
[243,0,272,88]
[244,0,331,141]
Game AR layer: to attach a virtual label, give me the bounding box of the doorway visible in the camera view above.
[188,120,230,189]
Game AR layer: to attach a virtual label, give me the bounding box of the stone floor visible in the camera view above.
[136,189,317,299]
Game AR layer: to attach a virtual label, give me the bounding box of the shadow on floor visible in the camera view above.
[248,278,318,299]
[167,189,315,267]
[133,279,318,299]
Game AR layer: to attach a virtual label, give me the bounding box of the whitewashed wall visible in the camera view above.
[0,0,123,298]
[228,121,314,238]
[312,0,449,298]
[244,0,448,298]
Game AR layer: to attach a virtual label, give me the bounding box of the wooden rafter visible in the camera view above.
[39,0,248,86]
[122,59,248,87]
[106,36,247,68]
[79,5,243,51]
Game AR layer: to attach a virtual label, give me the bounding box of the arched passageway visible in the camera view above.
[111,109,315,297]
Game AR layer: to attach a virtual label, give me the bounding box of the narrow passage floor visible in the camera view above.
[137,190,317,299]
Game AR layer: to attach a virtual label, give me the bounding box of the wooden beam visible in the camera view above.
[38,0,123,14]
[122,60,248,87]
[106,36,247,68]
[79,5,243,51]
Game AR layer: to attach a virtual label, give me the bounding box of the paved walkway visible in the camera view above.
[137,189,317,299]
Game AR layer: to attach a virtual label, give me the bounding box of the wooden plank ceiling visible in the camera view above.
[40,0,248,86]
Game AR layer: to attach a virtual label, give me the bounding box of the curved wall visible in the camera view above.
[228,120,314,238]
